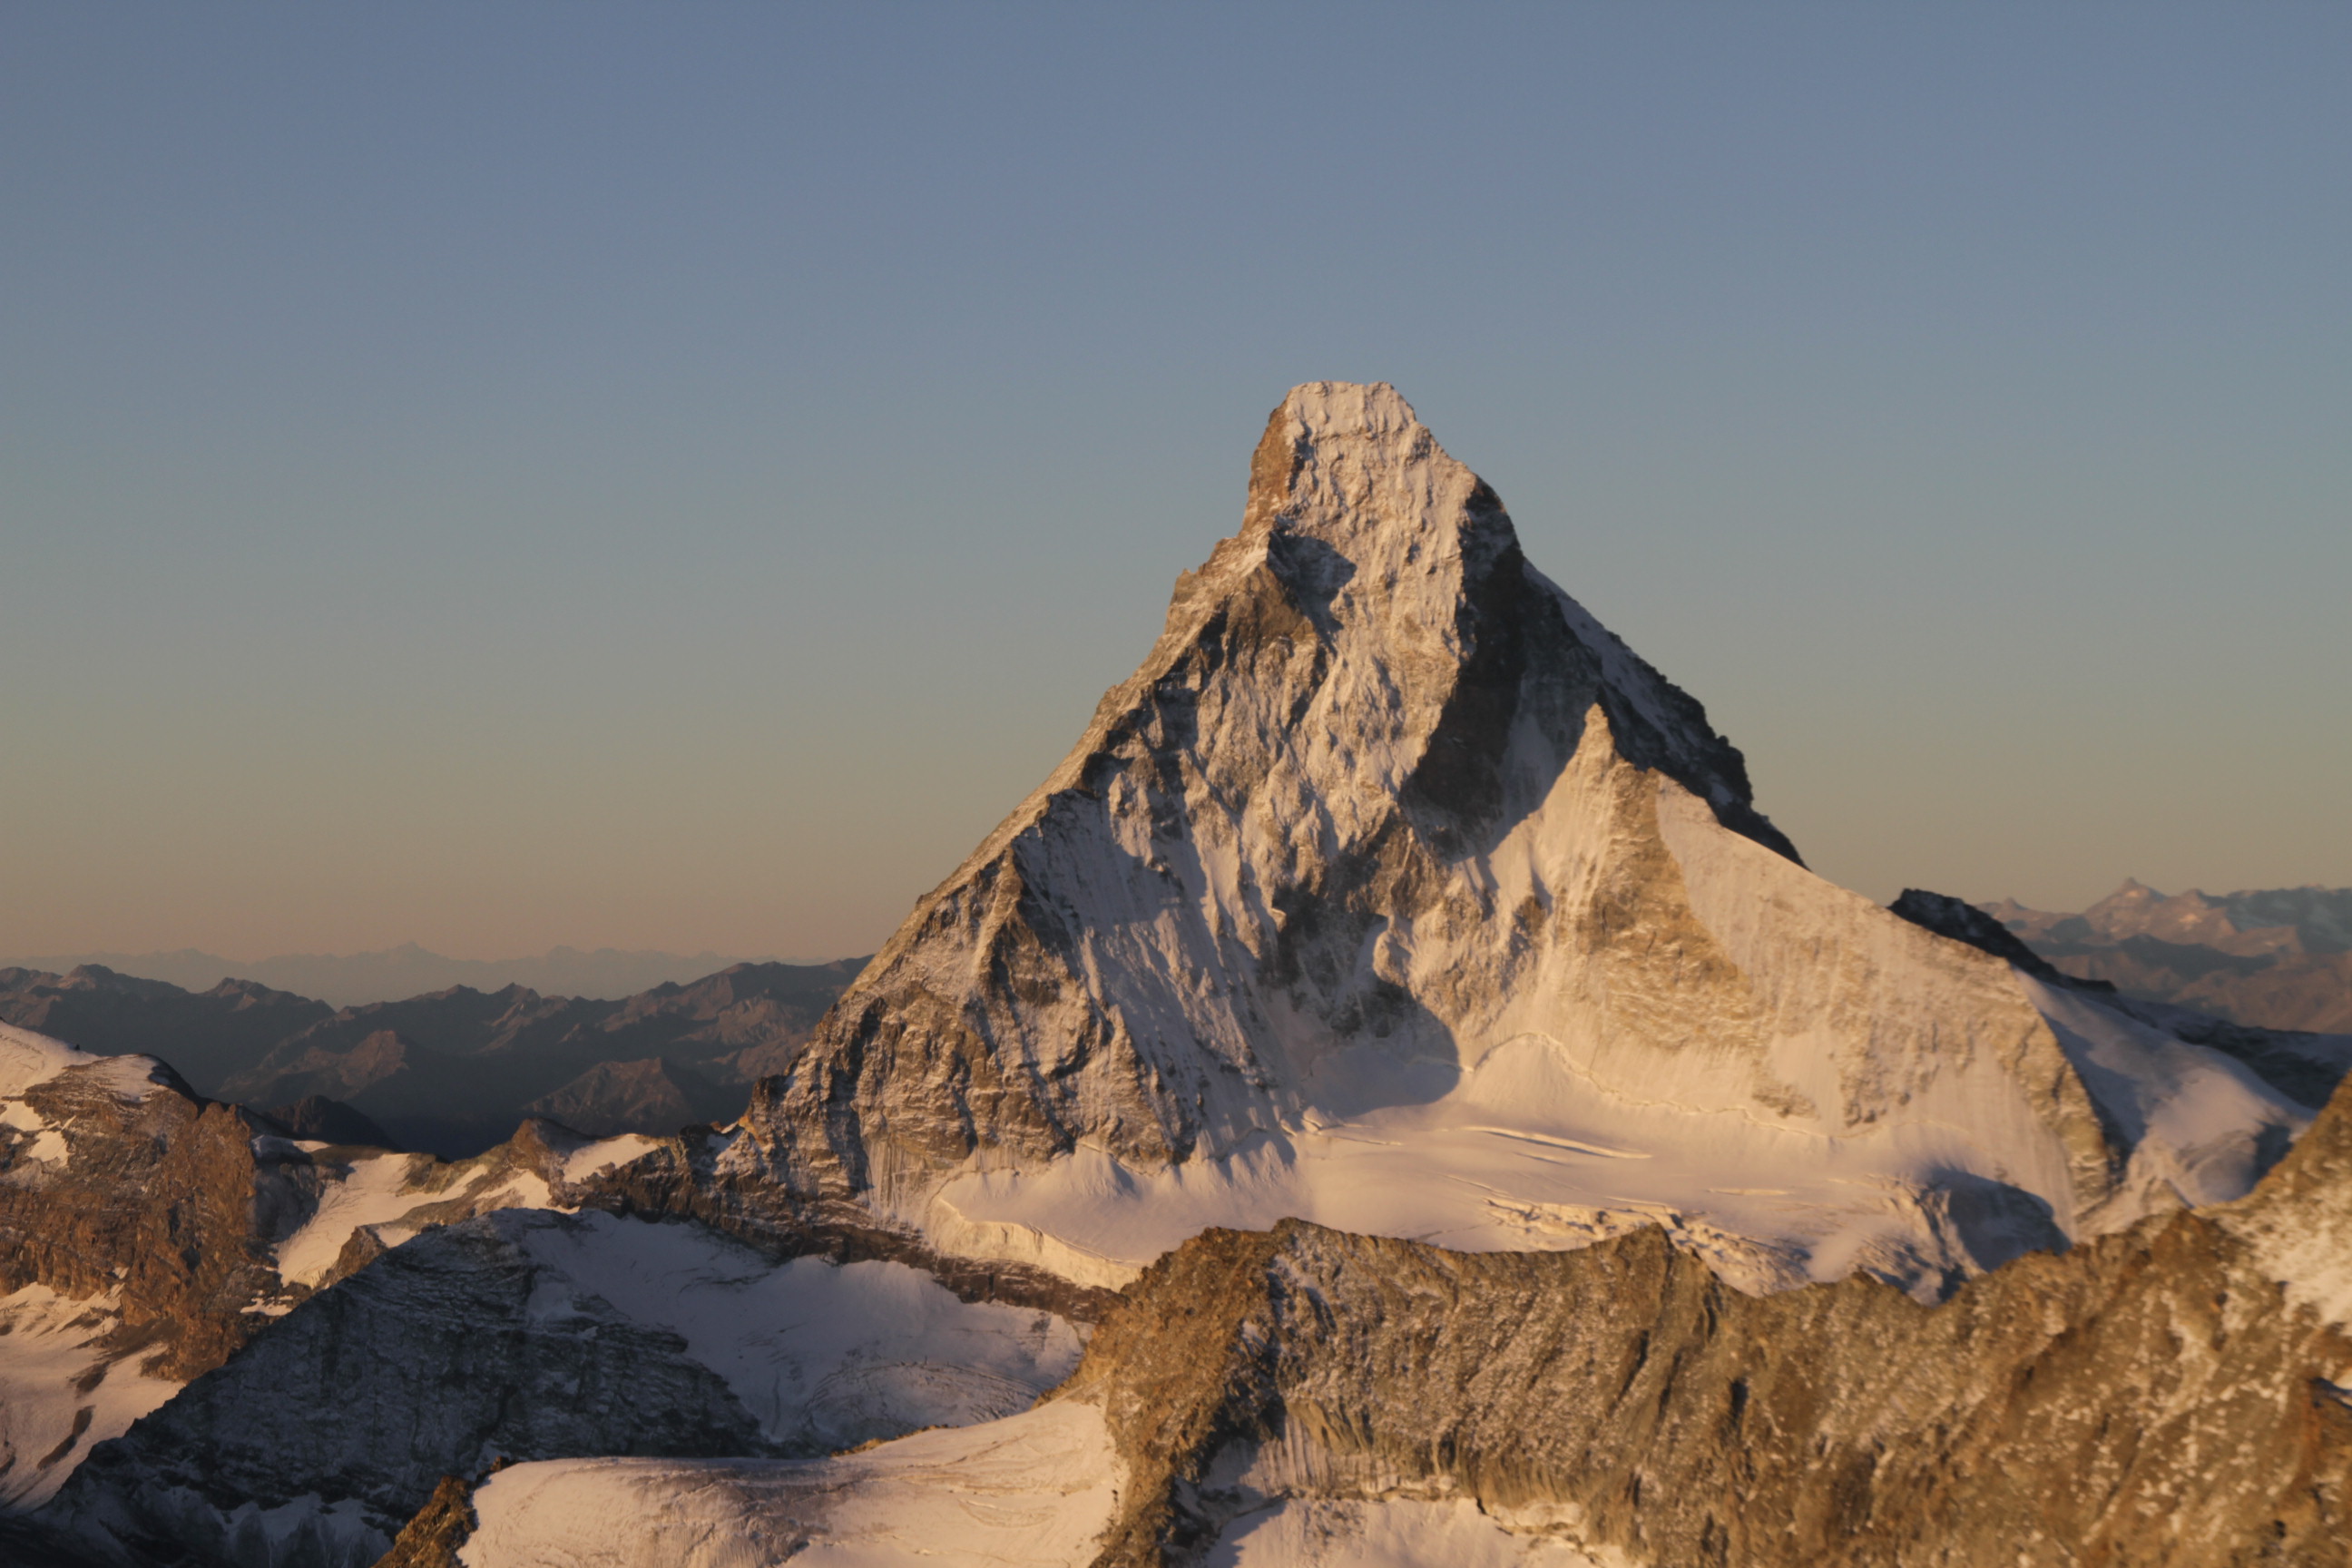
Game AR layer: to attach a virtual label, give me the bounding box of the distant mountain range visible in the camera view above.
[1986,880,2352,1033]
[0,956,867,1156]
[0,943,828,1007]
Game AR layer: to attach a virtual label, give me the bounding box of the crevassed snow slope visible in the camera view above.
[509,1210,1085,1448]
[460,1397,1119,1568]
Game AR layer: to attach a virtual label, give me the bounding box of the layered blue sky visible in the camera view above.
[5,4,2347,962]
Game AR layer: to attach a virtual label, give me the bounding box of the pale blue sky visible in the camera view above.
[5,4,2347,961]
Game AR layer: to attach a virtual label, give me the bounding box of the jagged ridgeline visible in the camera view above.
[670,380,2317,1298]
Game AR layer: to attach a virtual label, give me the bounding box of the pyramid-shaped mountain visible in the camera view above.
[710,383,2307,1296]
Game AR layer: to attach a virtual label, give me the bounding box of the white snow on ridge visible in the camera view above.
[0,1284,178,1508]
[2023,975,2308,1220]
[0,1023,167,1104]
[273,1150,440,1288]
[460,1397,1120,1568]
[513,1210,1085,1450]
[562,1132,661,1184]
[0,1024,100,1098]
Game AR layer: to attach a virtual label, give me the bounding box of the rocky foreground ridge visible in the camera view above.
[375,1065,2352,1567]
[0,1023,633,1510]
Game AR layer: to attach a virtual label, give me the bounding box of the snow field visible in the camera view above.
[512,1210,1085,1450]
[461,1397,1120,1568]
[0,1285,178,1508]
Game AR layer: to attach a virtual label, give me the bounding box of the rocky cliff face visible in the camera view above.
[1,1024,306,1504]
[0,1023,637,1508]
[1044,1067,2352,1567]
[373,1071,2352,1568]
[663,384,2305,1298]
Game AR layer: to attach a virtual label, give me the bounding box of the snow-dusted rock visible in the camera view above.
[44,1209,1085,1568]
[680,383,2308,1297]
[377,1071,2352,1568]
[0,1021,642,1507]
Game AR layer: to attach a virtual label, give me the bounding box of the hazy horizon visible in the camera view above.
[7,5,2347,962]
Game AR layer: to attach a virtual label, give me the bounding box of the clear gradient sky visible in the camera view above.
[5,4,2347,964]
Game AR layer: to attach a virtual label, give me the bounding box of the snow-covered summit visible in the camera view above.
[695,385,2302,1296]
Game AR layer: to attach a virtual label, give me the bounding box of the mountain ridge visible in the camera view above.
[0,945,822,1009]
[639,383,2327,1301]
[1987,880,2352,1033]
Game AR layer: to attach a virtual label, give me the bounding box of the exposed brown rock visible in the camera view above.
[368,1476,475,1568]
[0,1059,301,1381]
[1061,1076,2352,1567]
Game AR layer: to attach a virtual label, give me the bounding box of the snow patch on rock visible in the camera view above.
[0,1285,177,1508]
[509,1210,1085,1449]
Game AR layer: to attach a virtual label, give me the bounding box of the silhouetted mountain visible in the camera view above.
[0,965,329,1097]
[520,1057,741,1139]
[259,1094,397,1150]
[1986,881,2352,1032]
[0,959,869,1156]
[0,945,791,1007]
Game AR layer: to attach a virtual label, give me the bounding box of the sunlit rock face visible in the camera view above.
[691,383,2307,1297]
[376,1071,2352,1568]
[1063,1070,2352,1568]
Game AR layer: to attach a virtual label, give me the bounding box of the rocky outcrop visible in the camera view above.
[367,1479,472,1568]
[1061,1073,2352,1567]
[1887,886,2111,990]
[44,1214,774,1568]
[0,1029,302,1384]
[0,1024,645,1508]
[44,1208,1090,1568]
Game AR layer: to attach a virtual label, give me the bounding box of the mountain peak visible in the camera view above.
[689,386,2322,1300]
